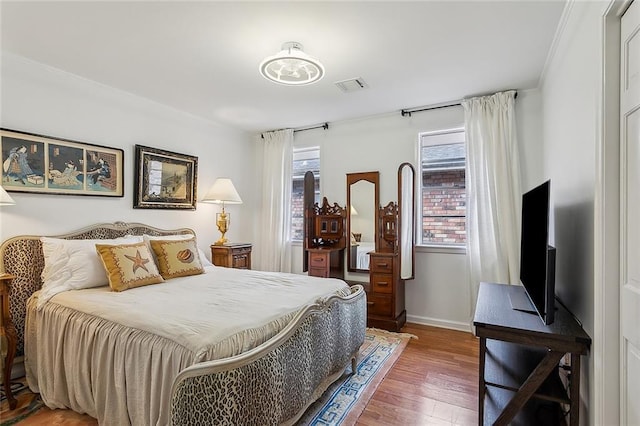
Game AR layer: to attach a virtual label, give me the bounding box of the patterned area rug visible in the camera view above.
[0,328,413,425]
[296,327,414,425]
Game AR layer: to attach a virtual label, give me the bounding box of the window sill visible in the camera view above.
[416,244,466,255]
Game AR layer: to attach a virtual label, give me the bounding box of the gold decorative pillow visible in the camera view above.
[95,242,164,291]
[149,238,204,279]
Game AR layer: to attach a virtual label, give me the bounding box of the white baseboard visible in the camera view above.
[406,314,472,333]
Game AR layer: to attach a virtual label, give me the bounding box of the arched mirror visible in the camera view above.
[398,163,416,279]
[347,171,379,273]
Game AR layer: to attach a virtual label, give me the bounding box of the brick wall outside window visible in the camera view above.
[291,177,320,241]
[422,169,466,244]
[291,148,320,241]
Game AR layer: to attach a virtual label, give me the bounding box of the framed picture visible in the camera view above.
[1,128,124,197]
[134,145,198,210]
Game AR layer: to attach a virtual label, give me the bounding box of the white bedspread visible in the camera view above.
[25,266,349,426]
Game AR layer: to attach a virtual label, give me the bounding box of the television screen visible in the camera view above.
[519,179,555,325]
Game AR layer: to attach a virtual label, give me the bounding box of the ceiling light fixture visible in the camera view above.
[259,42,324,86]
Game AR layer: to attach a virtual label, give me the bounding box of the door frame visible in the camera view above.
[595,0,633,424]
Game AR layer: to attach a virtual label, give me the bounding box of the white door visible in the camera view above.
[621,1,640,424]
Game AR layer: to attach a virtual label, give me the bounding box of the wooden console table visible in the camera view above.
[473,282,591,426]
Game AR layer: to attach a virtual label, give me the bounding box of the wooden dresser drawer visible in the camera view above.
[370,256,393,274]
[309,252,329,268]
[309,267,329,278]
[371,273,393,294]
[367,294,392,316]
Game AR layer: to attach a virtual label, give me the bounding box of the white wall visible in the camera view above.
[0,53,256,256]
[290,89,543,330]
[540,1,612,423]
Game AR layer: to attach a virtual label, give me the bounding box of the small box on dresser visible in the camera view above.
[210,243,252,269]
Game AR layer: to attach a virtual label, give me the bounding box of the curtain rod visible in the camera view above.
[261,122,329,139]
[400,91,518,117]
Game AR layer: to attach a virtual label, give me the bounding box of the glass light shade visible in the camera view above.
[0,186,16,206]
[259,42,324,86]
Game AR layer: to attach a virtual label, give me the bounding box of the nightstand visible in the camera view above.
[210,243,252,269]
[1,273,17,410]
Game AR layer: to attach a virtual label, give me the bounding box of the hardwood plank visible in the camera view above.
[356,323,479,425]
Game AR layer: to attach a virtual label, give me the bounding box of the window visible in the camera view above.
[419,129,466,246]
[291,147,320,241]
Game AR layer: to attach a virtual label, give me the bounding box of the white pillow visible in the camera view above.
[39,236,144,307]
[142,234,214,268]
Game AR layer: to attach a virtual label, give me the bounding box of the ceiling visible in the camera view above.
[0,1,566,133]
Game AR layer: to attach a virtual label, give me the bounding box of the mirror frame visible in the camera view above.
[398,162,416,280]
[346,171,380,273]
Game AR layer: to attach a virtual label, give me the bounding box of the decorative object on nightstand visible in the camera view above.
[201,178,243,245]
[210,243,252,269]
[0,187,16,205]
[0,273,17,409]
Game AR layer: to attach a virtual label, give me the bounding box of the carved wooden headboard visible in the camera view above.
[0,221,193,356]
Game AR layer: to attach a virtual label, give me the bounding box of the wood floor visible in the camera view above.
[357,323,480,426]
[5,323,479,425]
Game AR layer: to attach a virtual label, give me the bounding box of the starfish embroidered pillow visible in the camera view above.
[149,237,204,279]
[96,241,164,291]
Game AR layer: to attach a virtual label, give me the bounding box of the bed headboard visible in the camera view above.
[0,221,194,357]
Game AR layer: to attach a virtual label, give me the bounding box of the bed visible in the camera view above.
[0,222,366,425]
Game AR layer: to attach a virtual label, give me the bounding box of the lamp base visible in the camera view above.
[214,237,228,246]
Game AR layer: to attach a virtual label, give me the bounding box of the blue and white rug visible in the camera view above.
[297,328,414,426]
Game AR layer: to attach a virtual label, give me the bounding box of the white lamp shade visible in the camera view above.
[0,186,16,206]
[202,178,243,204]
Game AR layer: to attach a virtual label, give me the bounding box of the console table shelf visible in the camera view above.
[474,282,591,426]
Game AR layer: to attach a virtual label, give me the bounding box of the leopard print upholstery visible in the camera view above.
[0,222,193,356]
[170,284,367,426]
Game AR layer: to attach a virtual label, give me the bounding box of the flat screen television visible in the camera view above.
[511,179,556,325]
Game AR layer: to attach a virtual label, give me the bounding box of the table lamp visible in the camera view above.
[202,178,243,245]
[0,187,15,206]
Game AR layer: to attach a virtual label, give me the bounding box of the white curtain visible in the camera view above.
[462,90,521,312]
[256,129,294,272]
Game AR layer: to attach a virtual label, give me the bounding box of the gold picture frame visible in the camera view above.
[133,144,198,210]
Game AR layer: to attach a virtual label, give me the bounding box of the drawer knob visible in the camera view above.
[367,301,374,306]
[376,263,388,267]
[376,281,389,286]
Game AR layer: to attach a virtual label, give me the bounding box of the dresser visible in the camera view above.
[307,247,345,279]
[367,252,406,331]
[210,243,252,269]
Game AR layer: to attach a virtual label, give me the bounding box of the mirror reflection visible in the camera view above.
[398,163,416,280]
[347,171,379,273]
[350,181,375,270]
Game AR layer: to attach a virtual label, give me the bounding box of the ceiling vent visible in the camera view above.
[335,77,369,93]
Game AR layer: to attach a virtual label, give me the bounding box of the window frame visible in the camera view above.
[417,128,467,250]
[291,146,320,243]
